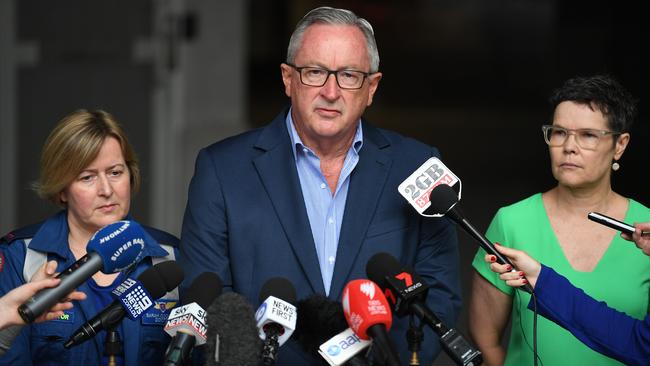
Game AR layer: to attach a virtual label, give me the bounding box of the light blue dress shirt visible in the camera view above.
[286,110,363,295]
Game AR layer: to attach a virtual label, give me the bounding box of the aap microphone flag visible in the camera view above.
[318,327,371,366]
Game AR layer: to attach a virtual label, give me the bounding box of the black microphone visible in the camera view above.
[64,260,184,348]
[294,294,370,366]
[428,184,534,294]
[204,292,262,366]
[164,272,223,366]
[19,220,146,323]
[255,277,298,365]
[366,253,482,366]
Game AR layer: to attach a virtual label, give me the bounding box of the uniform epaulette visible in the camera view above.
[142,225,180,247]
[0,221,44,245]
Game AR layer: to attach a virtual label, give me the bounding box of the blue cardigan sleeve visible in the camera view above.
[529,265,650,366]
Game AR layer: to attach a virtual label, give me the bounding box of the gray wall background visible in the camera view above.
[1,1,648,365]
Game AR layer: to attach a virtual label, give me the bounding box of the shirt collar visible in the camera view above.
[28,210,71,259]
[285,107,364,159]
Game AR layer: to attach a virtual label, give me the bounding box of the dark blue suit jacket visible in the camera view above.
[180,109,461,365]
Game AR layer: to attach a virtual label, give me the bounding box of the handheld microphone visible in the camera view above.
[204,292,262,366]
[255,277,297,365]
[164,272,223,366]
[64,260,184,348]
[366,253,482,366]
[18,220,146,323]
[294,294,371,366]
[428,183,534,294]
[342,279,401,366]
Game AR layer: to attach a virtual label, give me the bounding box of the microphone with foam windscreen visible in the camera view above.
[163,272,223,366]
[18,220,146,323]
[366,252,482,366]
[255,277,297,365]
[294,294,371,366]
[342,279,402,366]
[64,260,184,348]
[428,183,534,294]
[204,292,262,366]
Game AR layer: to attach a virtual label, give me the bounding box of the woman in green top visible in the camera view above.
[469,74,650,366]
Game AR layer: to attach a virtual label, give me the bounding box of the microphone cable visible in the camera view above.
[514,289,542,366]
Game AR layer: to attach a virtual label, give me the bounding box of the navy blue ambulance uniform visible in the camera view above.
[0,211,179,366]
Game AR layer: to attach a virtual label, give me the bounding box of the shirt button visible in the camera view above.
[328,217,334,224]
[320,183,326,189]
[303,148,308,153]
[328,256,335,265]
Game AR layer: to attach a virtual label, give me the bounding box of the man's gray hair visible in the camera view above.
[286,7,380,73]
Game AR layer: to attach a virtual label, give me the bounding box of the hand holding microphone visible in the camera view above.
[485,243,541,289]
[397,157,533,294]
[0,276,86,329]
[18,220,147,323]
[427,183,534,294]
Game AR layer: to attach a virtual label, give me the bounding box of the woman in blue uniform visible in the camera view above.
[0,110,179,365]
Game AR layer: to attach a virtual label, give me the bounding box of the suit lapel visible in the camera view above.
[328,124,392,300]
[252,112,325,294]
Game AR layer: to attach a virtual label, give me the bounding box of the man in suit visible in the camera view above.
[179,6,461,365]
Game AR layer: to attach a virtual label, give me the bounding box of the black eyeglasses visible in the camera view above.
[286,63,373,90]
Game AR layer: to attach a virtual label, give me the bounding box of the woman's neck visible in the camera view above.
[67,223,95,259]
[547,183,620,216]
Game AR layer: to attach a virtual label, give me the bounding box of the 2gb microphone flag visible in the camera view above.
[397,157,461,216]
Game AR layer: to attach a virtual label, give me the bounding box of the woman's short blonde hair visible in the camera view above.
[34,109,140,206]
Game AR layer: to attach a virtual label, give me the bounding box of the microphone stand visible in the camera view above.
[406,315,423,366]
[103,325,123,366]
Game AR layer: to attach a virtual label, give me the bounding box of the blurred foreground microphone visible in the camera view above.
[427,183,533,294]
[294,294,371,366]
[255,277,297,365]
[204,292,262,366]
[18,220,146,323]
[342,279,401,366]
[164,272,223,366]
[366,253,482,366]
[64,260,184,348]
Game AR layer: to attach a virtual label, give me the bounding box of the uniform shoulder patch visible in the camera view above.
[1,221,44,245]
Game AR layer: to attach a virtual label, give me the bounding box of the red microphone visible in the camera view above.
[342,279,402,366]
